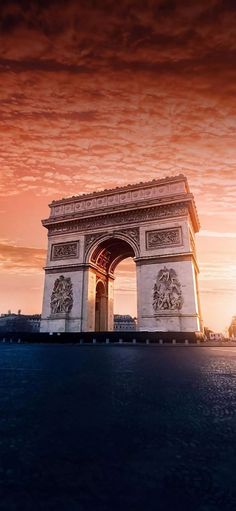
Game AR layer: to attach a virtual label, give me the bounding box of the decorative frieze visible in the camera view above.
[51,241,79,260]
[146,227,182,250]
[50,275,73,314]
[153,267,183,311]
[50,179,186,218]
[48,203,188,236]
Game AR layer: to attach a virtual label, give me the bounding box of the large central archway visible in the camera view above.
[87,235,137,331]
[113,257,137,318]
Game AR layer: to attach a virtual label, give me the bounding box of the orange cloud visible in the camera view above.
[0,242,46,274]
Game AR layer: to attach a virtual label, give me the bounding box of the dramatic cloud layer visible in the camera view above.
[0,240,46,273]
[0,0,235,330]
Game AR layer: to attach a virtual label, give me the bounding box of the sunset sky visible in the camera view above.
[0,0,235,332]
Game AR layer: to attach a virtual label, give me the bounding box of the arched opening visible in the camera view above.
[89,236,137,332]
[114,257,137,318]
[90,238,135,273]
[95,281,107,332]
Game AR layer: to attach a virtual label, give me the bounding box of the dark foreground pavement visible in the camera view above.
[0,344,236,511]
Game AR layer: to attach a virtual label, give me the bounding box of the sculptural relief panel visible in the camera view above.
[146,227,182,250]
[107,195,119,205]
[51,205,64,217]
[50,275,73,314]
[120,191,132,202]
[64,204,74,214]
[153,267,183,312]
[75,202,83,211]
[51,241,79,260]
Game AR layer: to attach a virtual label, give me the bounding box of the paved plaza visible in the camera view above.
[1,344,236,510]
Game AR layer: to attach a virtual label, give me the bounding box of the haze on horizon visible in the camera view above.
[0,0,235,332]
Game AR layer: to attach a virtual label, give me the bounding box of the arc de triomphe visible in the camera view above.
[40,175,202,333]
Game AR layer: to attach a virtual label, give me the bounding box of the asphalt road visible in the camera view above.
[1,344,236,510]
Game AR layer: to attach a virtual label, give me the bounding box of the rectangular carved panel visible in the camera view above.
[51,241,79,260]
[146,227,182,250]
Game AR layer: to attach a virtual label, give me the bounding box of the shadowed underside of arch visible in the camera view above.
[90,238,135,274]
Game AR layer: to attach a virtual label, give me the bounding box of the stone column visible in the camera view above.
[107,276,115,331]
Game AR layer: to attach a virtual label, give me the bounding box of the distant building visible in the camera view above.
[114,315,137,331]
[0,311,41,333]
[209,332,224,341]
[203,327,213,340]
[229,316,236,338]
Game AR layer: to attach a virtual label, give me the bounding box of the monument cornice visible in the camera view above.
[46,175,200,231]
[46,193,196,221]
[135,252,199,272]
[44,262,116,278]
[44,264,84,273]
[50,174,189,206]
[43,197,199,234]
[143,313,200,318]
[44,203,188,237]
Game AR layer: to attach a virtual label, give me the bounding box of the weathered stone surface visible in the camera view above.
[40,175,202,333]
[49,175,188,218]
[51,241,79,260]
[146,227,182,250]
[45,203,189,236]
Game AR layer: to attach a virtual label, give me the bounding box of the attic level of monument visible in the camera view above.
[51,174,190,204]
[43,174,200,232]
[40,175,202,334]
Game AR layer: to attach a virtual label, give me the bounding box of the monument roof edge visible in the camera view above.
[49,174,188,206]
[188,194,200,232]
[42,194,200,230]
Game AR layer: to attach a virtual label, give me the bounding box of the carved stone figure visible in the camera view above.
[50,275,73,314]
[153,266,183,311]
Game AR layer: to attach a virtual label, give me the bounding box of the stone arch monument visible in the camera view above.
[40,175,202,333]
